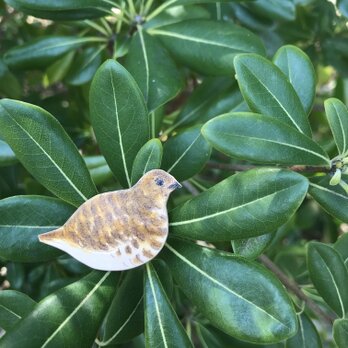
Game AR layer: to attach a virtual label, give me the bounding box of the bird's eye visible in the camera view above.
[155,178,164,186]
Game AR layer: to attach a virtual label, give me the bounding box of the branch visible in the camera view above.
[258,254,334,325]
[206,161,330,174]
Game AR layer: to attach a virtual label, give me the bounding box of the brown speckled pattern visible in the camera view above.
[39,170,180,268]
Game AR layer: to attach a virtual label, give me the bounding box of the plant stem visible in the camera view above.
[206,161,330,174]
[258,254,334,325]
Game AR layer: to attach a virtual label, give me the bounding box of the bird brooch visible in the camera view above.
[38,169,181,271]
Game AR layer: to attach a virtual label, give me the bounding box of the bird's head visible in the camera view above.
[136,169,182,198]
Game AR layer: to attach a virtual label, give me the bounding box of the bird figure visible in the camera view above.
[38,169,181,271]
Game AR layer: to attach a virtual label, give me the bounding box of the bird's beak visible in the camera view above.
[168,181,182,190]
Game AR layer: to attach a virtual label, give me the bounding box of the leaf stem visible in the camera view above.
[206,161,331,174]
[146,0,176,21]
[258,254,334,325]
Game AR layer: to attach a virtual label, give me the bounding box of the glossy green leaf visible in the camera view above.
[5,0,112,20]
[84,155,108,170]
[285,313,322,348]
[234,54,312,136]
[125,28,183,112]
[90,164,114,186]
[149,19,266,76]
[131,139,163,185]
[4,36,104,70]
[90,59,150,188]
[0,99,97,207]
[333,318,348,348]
[245,0,296,21]
[0,195,75,262]
[172,77,234,129]
[98,269,144,346]
[0,59,21,99]
[144,263,193,348]
[170,168,308,241]
[144,5,210,30]
[0,271,118,347]
[232,232,274,259]
[162,239,297,344]
[43,51,75,87]
[309,178,348,222]
[307,242,348,317]
[66,46,103,86]
[273,45,316,114]
[0,290,36,331]
[324,98,348,155]
[0,139,17,167]
[334,233,348,266]
[202,113,330,166]
[162,125,211,181]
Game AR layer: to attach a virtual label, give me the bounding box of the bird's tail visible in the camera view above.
[38,227,64,245]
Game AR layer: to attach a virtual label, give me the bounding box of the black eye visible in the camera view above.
[155,178,164,186]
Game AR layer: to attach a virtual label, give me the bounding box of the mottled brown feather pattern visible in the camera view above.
[38,170,181,271]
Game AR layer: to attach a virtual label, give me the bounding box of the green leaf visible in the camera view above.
[202,113,330,166]
[333,318,348,348]
[234,54,312,136]
[324,98,348,156]
[66,46,103,86]
[149,19,266,76]
[273,45,316,115]
[4,36,104,70]
[162,125,211,181]
[285,313,322,348]
[125,27,183,113]
[131,139,163,185]
[43,51,75,87]
[89,164,114,186]
[170,168,308,241]
[172,77,234,129]
[0,195,75,262]
[245,0,296,21]
[5,0,112,20]
[0,59,21,99]
[144,263,193,348]
[307,242,348,317]
[0,99,97,207]
[0,290,36,331]
[162,239,297,344]
[334,233,348,267]
[0,139,17,167]
[309,178,348,222]
[232,232,274,260]
[144,5,210,30]
[90,59,150,188]
[99,269,144,346]
[0,271,118,347]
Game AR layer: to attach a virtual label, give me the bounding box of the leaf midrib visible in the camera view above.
[332,103,347,154]
[138,27,150,103]
[150,29,248,52]
[167,133,201,173]
[0,304,21,319]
